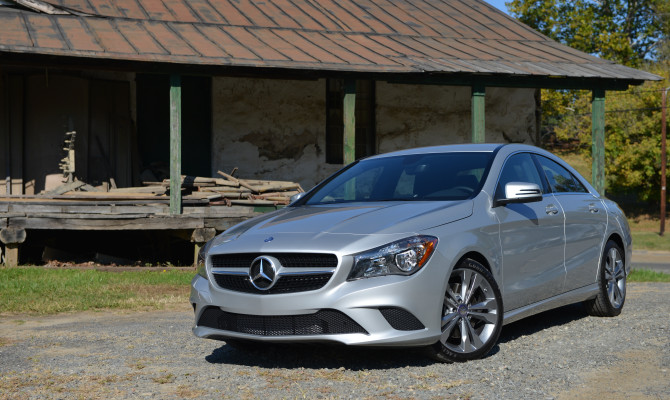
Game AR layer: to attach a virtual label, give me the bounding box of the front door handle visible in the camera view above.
[589,203,599,213]
[546,204,559,215]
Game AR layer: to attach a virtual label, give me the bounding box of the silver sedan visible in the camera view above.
[190,144,631,362]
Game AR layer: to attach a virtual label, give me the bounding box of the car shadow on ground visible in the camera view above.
[204,303,589,369]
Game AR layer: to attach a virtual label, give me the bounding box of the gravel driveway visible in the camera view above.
[1,282,668,400]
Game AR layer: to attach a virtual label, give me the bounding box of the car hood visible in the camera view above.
[209,200,473,254]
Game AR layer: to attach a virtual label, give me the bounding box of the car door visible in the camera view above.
[534,155,608,292]
[493,153,566,311]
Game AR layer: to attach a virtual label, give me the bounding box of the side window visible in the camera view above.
[536,156,588,194]
[496,153,544,198]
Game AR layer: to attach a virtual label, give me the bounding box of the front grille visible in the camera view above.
[197,307,368,336]
[211,253,338,269]
[379,307,425,331]
[213,273,333,294]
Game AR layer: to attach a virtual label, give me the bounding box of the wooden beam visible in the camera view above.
[591,89,606,195]
[170,74,182,215]
[343,79,356,165]
[471,85,485,143]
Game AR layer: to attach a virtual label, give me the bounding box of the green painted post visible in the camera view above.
[591,89,606,195]
[170,74,182,215]
[471,85,486,143]
[343,79,356,165]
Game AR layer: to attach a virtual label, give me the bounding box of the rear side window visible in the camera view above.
[535,156,588,193]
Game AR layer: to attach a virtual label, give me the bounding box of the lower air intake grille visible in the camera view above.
[379,307,425,331]
[197,307,368,336]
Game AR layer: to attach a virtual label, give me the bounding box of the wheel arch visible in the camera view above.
[456,251,492,274]
[607,233,626,263]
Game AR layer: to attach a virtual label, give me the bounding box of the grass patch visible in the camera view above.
[0,267,194,315]
[628,269,670,283]
[629,214,670,251]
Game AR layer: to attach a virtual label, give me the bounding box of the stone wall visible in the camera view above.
[212,77,537,190]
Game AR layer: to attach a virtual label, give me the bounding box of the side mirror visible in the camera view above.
[289,192,306,204]
[495,182,543,206]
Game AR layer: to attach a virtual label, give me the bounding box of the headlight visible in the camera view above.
[196,241,211,280]
[347,236,438,281]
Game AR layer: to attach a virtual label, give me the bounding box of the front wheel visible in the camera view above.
[427,258,503,363]
[584,240,626,317]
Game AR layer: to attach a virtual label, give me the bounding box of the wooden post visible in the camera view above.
[591,89,606,195]
[471,85,486,143]
[661,88,668,236]
[170,74,182,215]
[191,228,216,267]
[1,227,26,267]
[343,79,356,165]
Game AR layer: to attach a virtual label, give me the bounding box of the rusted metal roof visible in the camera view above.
[0,0,659,83]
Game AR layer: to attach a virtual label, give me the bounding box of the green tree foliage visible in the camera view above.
[507,0,670,66]
[507,0,670,202]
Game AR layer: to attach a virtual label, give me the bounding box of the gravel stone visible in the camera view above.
[0,282,668,399]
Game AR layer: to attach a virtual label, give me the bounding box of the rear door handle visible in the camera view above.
[546,204,559,215]
[589,203,599,213]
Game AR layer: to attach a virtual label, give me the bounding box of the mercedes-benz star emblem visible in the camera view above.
[249,256,277,290]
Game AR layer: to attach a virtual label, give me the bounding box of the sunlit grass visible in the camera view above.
[628,269,670,283]
[0,267,194,315]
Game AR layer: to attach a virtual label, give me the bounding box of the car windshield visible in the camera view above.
[305,152,493,204]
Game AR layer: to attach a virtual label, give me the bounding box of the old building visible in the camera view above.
[0,0,659,265]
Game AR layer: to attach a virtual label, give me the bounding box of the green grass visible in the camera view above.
[0,267,194,315]
[628,215,670,251]
[628,269,670,283]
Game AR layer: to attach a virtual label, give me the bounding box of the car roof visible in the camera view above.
[366,143,505,160]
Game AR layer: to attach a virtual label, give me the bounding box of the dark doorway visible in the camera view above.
[136,74,212,180]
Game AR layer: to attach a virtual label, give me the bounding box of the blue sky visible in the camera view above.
[484,0,510,14]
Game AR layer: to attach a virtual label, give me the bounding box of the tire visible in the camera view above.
[584,240,626,317]
[427,258,503,363]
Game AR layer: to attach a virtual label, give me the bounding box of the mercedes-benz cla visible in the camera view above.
[191,144,631,362]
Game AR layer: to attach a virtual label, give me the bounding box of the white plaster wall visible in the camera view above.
[376,82,536,153]
[212,77,340,191]
[212,78,537,190]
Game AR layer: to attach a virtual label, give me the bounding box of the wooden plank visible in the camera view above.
[170,74,182,215]
[591,89,606,195]
[5,204,168,214]
[15,216,206,230]
[471,85,486,143]
[203,217,250,231]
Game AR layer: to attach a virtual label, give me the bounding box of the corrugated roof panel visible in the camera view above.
[352,0,418,35]
[252,0,301,29]
[469,0,546,41]
[270,0,324,31]
[449,0,524,41]
[431,37,498,60]
[322,31,398,65]
[317,0,374,33]
[85,18,136,53]
[87,0,119,18]
[433,0,503,40]
[162,0,199,23]
[116,20,166,54]
[503,40,568,62]
[224,26,287,60]
[57,16,103,51]
[171,23,229,58]
[346,34,402,58]
[228,0,277,27]
[458,39,527,61]
[49,0,97,15]
[370,0,441,37]
[392,36,455,59]
[272,29,344,64]
[114,0,147,19]
[145,21,198,55]
[289,0,350,31]
[186,0,227,24]
[488,39,547,62]
[24,14,66,49]
[0,13,33,47]
[250,29,316,62]
[368,35,425,58]
[197,25,257,59]
[395,0,462,38]
[298,30,370,64]
[139,0,175,22]
[207,0,250,26]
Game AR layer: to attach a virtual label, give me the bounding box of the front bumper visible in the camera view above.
[189,252,450,347]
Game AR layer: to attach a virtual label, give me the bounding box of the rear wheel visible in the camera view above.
[427,258,503,362]
[584,240,626,317]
